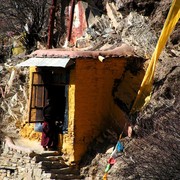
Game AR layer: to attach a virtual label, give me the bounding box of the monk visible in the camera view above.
[41,99,58,151]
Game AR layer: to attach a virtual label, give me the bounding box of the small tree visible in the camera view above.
[0,0,50,52]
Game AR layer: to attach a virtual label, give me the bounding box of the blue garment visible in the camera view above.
[116,140,124,152]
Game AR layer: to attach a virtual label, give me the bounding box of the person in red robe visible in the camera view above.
[41,99,58,151]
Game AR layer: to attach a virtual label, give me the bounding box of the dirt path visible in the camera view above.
[12,137,44,153]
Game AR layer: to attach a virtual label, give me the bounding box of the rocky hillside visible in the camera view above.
[0,0,179,179]
[79,0,180,179]
[0,54,29,141]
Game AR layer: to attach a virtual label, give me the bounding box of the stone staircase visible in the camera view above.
[34,152,83,180]
[0,137,83,180]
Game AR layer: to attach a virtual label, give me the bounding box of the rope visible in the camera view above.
[119,123,127,140]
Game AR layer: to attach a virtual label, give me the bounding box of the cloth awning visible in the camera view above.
[16,57,74,68]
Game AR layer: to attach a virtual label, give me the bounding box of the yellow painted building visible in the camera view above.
[18,45,145,164]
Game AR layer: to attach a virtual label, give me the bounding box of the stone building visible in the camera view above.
[17,44,144,164]
[15,0,146,164]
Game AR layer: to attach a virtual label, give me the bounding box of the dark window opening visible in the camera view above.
[48,85,66,124]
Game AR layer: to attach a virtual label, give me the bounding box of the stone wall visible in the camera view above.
[0,137,51,180]
[74,57,128,162]
[0,137,82,180]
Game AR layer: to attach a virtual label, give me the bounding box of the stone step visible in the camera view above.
[39,151,61,157]
[45,155,64,161]
[39,161,68,169]
[34,155,65,163]
[50,173,83,180]
[44,166,80,175]
[0,153,14,158]
[0,166,16,171]
[0,148,83,180]
[0,160,18,167]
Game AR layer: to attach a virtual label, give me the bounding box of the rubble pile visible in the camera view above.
[87,11,157,58]
[0,55,29,139]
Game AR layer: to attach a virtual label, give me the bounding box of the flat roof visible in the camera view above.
[30,43,135,59]
[16,57,74,67]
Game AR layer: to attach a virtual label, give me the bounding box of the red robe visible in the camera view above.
[41,121,58,148]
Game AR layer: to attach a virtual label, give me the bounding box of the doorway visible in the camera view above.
[48,85,66,129]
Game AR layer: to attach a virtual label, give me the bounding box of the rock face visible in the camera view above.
[0,56,29,140]
[79,0,180,179]
[80,56,180,179]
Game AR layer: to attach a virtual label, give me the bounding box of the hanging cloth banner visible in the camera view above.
[131,0,180,114]
[102,140,124,180]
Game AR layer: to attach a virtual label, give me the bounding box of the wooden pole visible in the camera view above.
[47,0,57,49]
[67,0,75,42]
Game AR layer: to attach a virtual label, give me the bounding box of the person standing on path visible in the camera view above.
[41,99,58,151]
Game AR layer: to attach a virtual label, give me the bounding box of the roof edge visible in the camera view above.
[30,43,136,59]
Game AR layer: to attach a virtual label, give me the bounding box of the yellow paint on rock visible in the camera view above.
[12,35,26,56]
[12,47,26,55]
[20,123,41,140]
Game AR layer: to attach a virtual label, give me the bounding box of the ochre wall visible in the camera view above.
[61,69,76,163]
[73,58,128,162]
